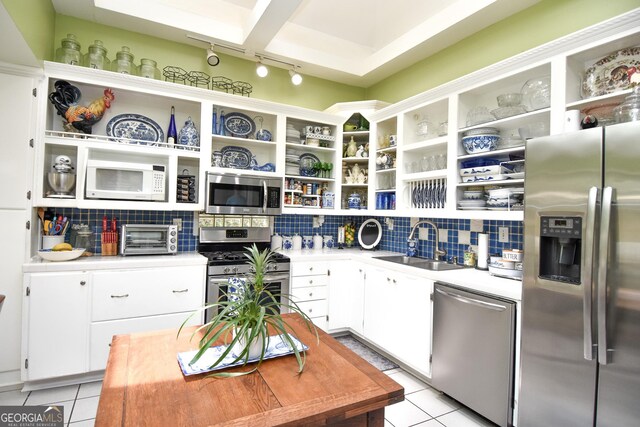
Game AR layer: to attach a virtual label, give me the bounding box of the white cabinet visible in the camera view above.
[23,272,90,381]
[327,260,365,334]
[290,261,329,330]
[363,266,433,377]
[22,264,205,382]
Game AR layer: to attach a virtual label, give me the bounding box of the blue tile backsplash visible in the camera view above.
[274,214,523,262]
[49,208,522,261]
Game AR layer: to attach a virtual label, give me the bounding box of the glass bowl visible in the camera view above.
[521,76,551,111]
[497,93,522,107]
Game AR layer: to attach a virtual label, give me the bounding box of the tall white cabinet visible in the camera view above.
[0,65,38,388]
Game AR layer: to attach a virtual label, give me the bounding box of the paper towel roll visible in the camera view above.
[477,233,489,270]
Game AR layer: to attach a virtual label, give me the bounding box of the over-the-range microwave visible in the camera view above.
[86,159,166,201]
[205,172,281,215]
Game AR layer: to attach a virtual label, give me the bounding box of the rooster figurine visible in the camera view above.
[48,80,115,134]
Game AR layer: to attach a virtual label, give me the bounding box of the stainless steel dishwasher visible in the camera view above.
[432,282,516,427]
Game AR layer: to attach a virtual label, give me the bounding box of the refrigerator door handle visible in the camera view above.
[583,186,598,361]
[597,186,613,365]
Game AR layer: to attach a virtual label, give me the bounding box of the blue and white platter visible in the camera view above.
[177,334,308,376]
[224,112,255,138]
[221,145,254,169]
[299,153,320,177]
[106,113,164,145]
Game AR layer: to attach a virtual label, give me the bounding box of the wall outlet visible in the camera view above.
[499,227,509,243]
[385,218,394,230]
[172,218,183,231]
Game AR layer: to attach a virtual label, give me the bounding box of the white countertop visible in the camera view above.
[23,252,207,273]
[281,248,522,301]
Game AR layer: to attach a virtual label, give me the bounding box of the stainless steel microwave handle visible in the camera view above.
[435,287,506,312]
[597,186,613,365]
[263,181,268,211]
[583,186,598,360]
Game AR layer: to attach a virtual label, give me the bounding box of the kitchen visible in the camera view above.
[1,1,640,426]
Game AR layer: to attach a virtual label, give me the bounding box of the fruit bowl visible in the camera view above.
[38,248,86,262]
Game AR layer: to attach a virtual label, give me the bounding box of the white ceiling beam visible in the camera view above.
[242,0,303,51]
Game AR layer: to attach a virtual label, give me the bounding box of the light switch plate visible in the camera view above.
[458,230,471,245]
[499,227,509,243]
[172,218,182,231]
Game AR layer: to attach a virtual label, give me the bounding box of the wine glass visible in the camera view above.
[327,163,333,179]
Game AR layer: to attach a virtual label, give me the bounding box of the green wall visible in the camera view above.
[1,0,55,62]
[51,15,366,111]
[366,0,640,103]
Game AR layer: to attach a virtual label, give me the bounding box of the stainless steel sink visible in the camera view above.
[374,255,465,271]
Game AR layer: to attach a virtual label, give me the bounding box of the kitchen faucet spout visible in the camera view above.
[408,220,447,260]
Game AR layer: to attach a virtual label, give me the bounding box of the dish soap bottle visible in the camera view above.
[167,106,177,145]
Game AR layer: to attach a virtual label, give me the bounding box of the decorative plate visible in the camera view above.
[582,47,640,98]
[106,113,164,145]
[221,145,254,169]
[299,153,320,177]
[224,112,255,138]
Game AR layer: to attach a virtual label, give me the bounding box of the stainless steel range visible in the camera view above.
[198,226,290,322]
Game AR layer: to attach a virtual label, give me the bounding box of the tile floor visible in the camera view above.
[0,369,495,427]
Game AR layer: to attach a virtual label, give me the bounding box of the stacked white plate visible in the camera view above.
[485,187,524,210]
[286,125,301,143]
[285,153,300,175]
[458,188,486,210]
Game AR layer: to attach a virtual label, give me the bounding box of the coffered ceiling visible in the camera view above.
[50,0,540,86]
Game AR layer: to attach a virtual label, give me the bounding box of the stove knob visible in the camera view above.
[223,267,231,274]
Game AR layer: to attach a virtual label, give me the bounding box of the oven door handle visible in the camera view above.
[263,273,290,282]
[208,277,236,285]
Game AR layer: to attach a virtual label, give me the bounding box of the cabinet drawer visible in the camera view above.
[90,312,201,371]
[291,261,327,277]
[291,285,327,303]
[92,266,204,321]
[291,274,328,289]
[296,299,327,319]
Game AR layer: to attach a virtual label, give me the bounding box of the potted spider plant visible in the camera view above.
[179,244,317,377]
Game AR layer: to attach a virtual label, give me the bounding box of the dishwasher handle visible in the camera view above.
[435,287,507,312]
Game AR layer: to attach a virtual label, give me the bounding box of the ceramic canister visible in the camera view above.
[313,234,323,251]
[292,234,302,251]
[323,235,334,249]
[322,192,335,209]
[348,193,361,209]
[302,235,313,249]
[270,233,282,250]
[282,235,293,250]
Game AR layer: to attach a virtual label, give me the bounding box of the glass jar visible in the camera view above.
[111,46,136,75]
[55,33,81,66]
[82,40,109,70]
[75,225,94,253]
[415,114,432,139]
[139,58,160,79]
[613,86,640,124]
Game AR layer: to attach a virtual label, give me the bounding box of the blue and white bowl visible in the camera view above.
[461,135,500,154]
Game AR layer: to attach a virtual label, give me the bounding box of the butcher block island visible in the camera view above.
[95,314,404,426]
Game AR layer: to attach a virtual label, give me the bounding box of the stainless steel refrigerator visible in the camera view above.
[519,121,640,426]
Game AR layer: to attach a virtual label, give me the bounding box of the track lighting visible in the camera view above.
[289,68,302,85]
[207,44,220,66]
[256,60,268,78]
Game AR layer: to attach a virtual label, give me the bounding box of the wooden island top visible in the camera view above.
[95,314,404,426]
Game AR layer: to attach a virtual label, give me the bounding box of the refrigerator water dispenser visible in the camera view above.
[539,216,582,284]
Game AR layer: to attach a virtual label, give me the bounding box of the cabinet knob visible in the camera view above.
[80,281,86,286]
[309,279,313,285]
[309,292,313,297]
[309,308,313,313]
[309,267,313,271]
[110,294,129,298]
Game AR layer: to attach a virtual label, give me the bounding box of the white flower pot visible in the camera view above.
[233,326,268,360]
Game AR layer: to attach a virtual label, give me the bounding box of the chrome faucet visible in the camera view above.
[408,220,447,260]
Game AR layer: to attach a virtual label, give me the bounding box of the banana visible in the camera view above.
[52,242,73,252]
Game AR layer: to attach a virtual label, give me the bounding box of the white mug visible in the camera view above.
[564,110,582,132]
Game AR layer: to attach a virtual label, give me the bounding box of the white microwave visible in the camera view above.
[86,159,166,201]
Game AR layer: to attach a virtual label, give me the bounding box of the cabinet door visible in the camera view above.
[363,266,392,348]
[25,272,90,380]
[327,261,365,333]
[392,273,433,376]
[0,73,33,209]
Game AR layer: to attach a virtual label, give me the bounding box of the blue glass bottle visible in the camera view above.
[212,107,218,135]
[167,106,177,144]
[218,110,225,136]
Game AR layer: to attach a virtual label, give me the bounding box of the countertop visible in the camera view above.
[23,252,207,273]
[281,248,523,301]
[95,313,403,426]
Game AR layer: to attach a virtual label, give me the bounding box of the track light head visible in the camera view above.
[256,61,268,78]
[207,44,220,66]
[289,68,302,85]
